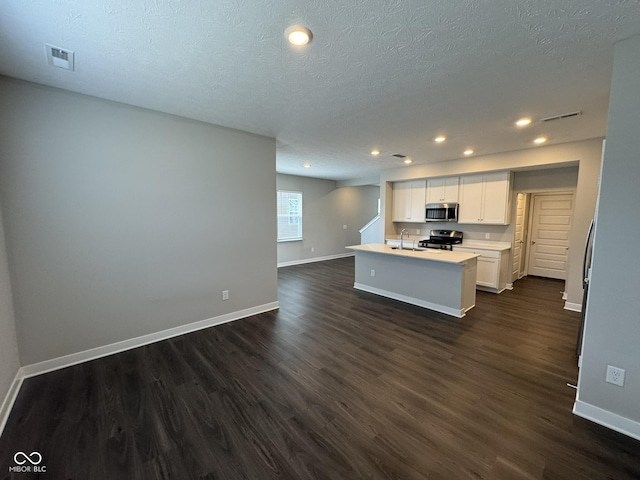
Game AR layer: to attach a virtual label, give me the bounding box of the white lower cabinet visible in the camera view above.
[453,246,510,293]
[476,256,500,288]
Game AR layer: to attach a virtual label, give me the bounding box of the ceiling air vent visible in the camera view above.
[541,111,582,123]
[45,44,75,71]
[392,153,407,158]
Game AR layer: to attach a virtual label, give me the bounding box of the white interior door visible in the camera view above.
[512,193,528,280]
[527,193,574,279]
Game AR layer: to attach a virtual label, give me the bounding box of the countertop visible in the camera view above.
[453,241,511,251]
[347,244,479,264]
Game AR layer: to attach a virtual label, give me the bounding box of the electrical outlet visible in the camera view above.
[416,229,420,234]
[311,247,314,253]
[343,224,347,230]
[370,269,376,277]
[222,290,229,301]
[606,365,625,387]
[485,233,490,239]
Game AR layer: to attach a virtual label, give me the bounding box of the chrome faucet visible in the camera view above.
[400,228,409,250]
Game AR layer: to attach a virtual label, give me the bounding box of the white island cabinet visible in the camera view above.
[347,244,478,317]
[392,180,426,222]
[458,171,511,224]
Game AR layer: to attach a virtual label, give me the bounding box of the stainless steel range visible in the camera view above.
[418,230,463,251]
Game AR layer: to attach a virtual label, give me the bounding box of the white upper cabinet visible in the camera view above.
[458,171,511,224]
[392,180,426,223]
[426,176,459,203]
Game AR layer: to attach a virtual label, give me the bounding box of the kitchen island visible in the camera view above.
[346,244,479,317]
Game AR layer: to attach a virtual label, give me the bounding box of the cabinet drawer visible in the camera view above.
[453,247,500,259]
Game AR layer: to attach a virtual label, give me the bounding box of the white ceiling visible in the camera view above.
[1,1,639,181]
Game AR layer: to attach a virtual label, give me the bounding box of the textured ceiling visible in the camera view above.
[1,0,639,180]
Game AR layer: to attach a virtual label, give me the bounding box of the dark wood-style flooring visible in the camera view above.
[1,257,639,479]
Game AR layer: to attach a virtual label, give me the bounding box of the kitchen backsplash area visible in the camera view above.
[391,221,513,243]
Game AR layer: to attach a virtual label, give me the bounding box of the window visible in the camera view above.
[277,190,302,241]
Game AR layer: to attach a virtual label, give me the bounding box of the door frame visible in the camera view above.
[522,190,576,280]
[512,192,530,281]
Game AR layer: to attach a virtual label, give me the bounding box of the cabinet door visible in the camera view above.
[481,172,510,224]
[393,180,425,222]
[426,178,445,203]
[426,177,459,203]
[443,176,459,202]
[458,174,484,223]
[476,257,499,288]
[392,182,411,222]
[409,180,426,222]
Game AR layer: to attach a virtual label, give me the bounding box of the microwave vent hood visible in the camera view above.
[425,203,458,222]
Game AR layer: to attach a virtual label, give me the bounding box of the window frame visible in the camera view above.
[277,190,303,242]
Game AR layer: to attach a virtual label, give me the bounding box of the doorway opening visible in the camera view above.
[512,191,575,283]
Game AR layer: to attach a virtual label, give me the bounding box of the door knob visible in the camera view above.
[531,240,536,245]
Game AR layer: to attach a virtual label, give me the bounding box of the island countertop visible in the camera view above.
[347,243,479,264]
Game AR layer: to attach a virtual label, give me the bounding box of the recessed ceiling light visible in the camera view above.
[371,149,380,156]
[285,26,313,46]
[516,118,532,127]
[404,158,413,164]
[533,137,547,144]
[303,163,311,168]
[434,136,446,143]
[463,149,474,156]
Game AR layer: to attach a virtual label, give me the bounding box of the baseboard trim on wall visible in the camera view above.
[20,302,279,380]
[573,399,640,442]
[0,368,26,438]
[564,301,582,312]
[353,282,465,318]
[277,252,354,268]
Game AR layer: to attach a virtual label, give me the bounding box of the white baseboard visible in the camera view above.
[278,252,354,268]
[506,283,513,290]
[353,282,466,318]
[0,368,26,438]
[564,301,582,312]
[20,302,279,379]
[573,399,640,442]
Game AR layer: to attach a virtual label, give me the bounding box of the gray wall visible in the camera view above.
[512,166,579,193]
[0,202,20,409]
[276,174,379,265]
[380,139,602,307]
[0,77,277,365]
[577,35,640,428]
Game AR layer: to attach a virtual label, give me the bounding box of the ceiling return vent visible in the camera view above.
[540,111,582,122]
[45,44,74,71]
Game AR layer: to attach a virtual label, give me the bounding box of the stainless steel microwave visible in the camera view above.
[425,203,459,222]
